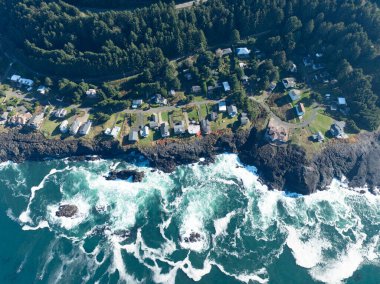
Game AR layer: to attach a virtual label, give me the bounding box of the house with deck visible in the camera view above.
[295,103,305,117]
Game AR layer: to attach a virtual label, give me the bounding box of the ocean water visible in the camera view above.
[0,154,379,284]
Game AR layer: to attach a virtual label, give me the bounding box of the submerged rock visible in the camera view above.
[55,204,78,217]
[182,232,202,243]
[106,169,145,182]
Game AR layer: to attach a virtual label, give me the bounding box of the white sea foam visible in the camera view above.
[47,195,91,230]
[213,211,236,240]
[22,220,50,231]
[19,167,70,224]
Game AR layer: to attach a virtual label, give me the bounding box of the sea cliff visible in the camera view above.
[0,128,379,194]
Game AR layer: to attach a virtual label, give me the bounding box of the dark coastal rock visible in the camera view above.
[182,232,202,243]
[106,169,145,182]
[56,204,78,217]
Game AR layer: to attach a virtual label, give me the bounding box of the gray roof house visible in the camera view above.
[160,123,170,138]
[200,119,211,135]
[210,112,218,121]
[227,105,238,117]
[240,113,250,126]
[28,113,44,130]
[70,120,82,135]
[128,130,139,143]
[173,121,186,135]
[330,122,347,139]
[79,121,92,135]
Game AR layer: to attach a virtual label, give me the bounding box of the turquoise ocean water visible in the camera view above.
[0,154,379,284]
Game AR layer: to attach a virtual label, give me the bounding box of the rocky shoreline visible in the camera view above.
[0,128,379,195]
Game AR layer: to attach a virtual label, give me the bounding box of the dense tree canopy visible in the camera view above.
[1,0,380,129]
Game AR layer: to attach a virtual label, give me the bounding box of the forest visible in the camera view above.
[0,0,380,130]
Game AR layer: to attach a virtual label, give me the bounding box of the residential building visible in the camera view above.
[79,121,92,135]
[188,124,201,135]
[312,131,325,143]
[10,75,21,83]
[295,103,305,117]
[28,113,44,129]
[105,126,121,138]
[218,101,227,112]
[236,47,251,58]
[240,113,250,126]
[337,97,347,106]
[210,112,218,121]
[200,119,211,135]
[154,94,168,105]
[192,85,201,93]
[174,121,186,135]
[160,123,170,138]
[170,90,176,96]
[86,89,97,98]
[282,78,296,89]
[0,112,8,125]
[70,120,82,135]
[140,126,150,138]
[149,113,159,129]
[8,112,32,126]
[288,63,297,73]
[222,81,231,92]
[19,78,34,87]
[265,118,289,144]
[330,122,347,139]
[288,89,301,101]
[269,82,277,92]
[37,85,48,95]
[241,75,249,84]
[55,108,67,118]
[60,120,69,133]
[132,99,143,109]
[227,105,238,117]
[128,130,139,143]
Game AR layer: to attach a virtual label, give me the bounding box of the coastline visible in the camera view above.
[0,128,379,195]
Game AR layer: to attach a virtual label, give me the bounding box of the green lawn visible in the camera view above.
[212,113,238,130]
[161,111,169,122]
[308,111,334,135]
[187,106,198,121]
[199,104,209,119]
[41,118,61,138]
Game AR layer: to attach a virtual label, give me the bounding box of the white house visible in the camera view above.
[86,89,97,98]
[10,75,21,82]
[70,120,82,135]
[288,89,301,101]
[222,81,231,92]
[132,99,143,109]
[37,86,48,95]
[140,126,150,138]
[282,78,296,89]
[60,120,69,133]
[19,78,34,87]
[236,47,251,58]
[79,121,92,135]
[218,101,227,112]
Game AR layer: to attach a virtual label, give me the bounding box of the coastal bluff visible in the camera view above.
[0,129,379,195]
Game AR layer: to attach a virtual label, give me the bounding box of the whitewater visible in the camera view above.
[0,154,379,284]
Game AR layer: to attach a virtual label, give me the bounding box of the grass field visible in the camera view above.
[187,106,198,121]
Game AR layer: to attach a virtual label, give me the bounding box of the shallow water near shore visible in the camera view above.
[0,154,379,284]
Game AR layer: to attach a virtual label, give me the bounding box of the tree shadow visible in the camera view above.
[274,95,290,107]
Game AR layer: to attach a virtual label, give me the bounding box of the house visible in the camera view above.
[240,113,250,126]
[60,120,69,133]
[173,121,186,135]
[0,112,8,125]
[105,126,121,138]
[79,121,92,135]
[312,131,325,143]
[241,75,249,84]
[160,123,170,138]
[265,118,289,144]
[236,47,251,58]
[210,112,218,121]
[28,113,44,129]
[192,85,201,93]
[154,94,168,105]
[227,105,238,117]
[282,78,296,89]
[86,89,97,98]
[330,122,347,139]
[295,103,305,117]
[303,56,313,67]
[69,120,82,135]
[288,89,301,101]
[132,99,143,109]
[200,119,211,135]
[10,75,21,83]
[149,113,159,129]
[8,112,32,126]
[269,82,277,92]
[239,62,247,69]
[222,81,231,92]
[288,63,297,73]
[19,78,34,87]
[6,106,14,112]
[55,108,67,118]
[128,130,139,143]
[216,48,233,57]
[188,124,201,135]
[37,86,48,95]
[337,97,347,106]
[218,101,227,112]
[170,90,176,96]
[140,126,150,138]
[315,53,323,58]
